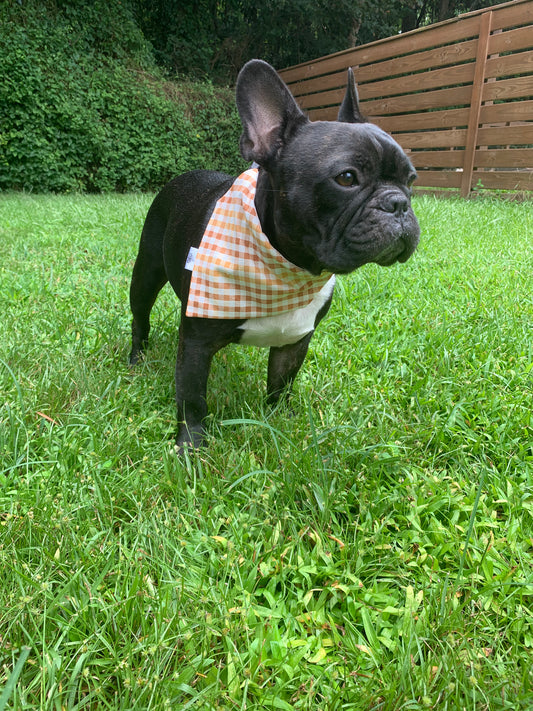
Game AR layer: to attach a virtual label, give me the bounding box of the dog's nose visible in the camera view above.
[382,193,409,215]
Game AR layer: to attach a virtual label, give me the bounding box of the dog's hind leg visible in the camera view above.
[129,224,168,365]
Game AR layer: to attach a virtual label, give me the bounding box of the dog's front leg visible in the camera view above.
[266,333,314,406]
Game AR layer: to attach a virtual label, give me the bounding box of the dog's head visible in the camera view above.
[236,60,420,275]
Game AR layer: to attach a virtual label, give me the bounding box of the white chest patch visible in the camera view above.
[238,275,336,348]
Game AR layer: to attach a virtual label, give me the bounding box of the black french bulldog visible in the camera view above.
[129,59,420,450]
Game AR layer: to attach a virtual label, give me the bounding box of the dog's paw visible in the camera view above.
[174,424,206,454]
[128,349,146,367]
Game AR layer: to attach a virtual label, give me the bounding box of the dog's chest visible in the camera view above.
[238,276,335,347]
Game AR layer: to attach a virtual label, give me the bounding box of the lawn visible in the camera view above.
[0,191,532,710]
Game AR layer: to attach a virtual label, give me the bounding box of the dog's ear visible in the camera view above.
[236,60,308,166]
[337,67,366,124]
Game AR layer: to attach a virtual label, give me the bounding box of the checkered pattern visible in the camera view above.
[186,168,331,319]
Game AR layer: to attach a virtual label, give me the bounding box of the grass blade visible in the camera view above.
[0,647,31,711]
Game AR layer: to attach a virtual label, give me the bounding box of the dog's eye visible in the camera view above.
[335,171,357,187]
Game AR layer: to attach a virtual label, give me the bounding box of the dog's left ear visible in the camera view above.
[337,67,366,124]
[236,59,308,166]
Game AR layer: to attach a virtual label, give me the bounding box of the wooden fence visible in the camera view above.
[279,0,533,197]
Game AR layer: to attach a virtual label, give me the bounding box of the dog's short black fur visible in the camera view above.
[129,60,420,450]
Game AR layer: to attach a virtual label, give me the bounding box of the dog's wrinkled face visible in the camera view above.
[236,59,420,277]
[273,121,420,274]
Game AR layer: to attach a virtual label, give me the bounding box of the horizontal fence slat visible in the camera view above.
[296,88,344,110]
[290,71,358,98]
[488,25,533,54]
[414,171,463,188]
[392,129,468,149]
[480,100,533,124]
[376,107,470,132]
[361,86,474,116]
[415,170,533,192]
[472,170,533,189]
[490,0,533,31]
[486,48,533,79]
[474,148,533,167]
[410,150,466,168]
[477,124,533,145]
[307,107,343,120]
[482,74,533,101]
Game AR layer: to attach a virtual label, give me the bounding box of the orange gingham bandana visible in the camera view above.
[186,168,332,319]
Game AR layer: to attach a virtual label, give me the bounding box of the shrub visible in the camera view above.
[0,0,246,192]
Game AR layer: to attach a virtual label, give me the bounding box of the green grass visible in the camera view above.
[0,191,532,710]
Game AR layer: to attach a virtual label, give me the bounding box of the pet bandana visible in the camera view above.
[185,168,331,319]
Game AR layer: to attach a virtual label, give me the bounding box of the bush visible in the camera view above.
[0,0,246,192]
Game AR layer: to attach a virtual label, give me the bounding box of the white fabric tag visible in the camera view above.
[185,247,198,271]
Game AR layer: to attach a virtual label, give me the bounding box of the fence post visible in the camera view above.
[461,10,493,197]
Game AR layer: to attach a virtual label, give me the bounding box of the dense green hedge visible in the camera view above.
[0,1,246,192]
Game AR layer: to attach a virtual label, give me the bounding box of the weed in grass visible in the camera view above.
[1,193,532,709]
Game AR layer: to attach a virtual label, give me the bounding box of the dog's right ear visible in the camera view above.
[236,60,308,167]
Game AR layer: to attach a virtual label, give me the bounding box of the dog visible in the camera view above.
[129,59,420,450]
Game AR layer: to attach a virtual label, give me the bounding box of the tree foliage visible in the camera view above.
[131,0,496,81]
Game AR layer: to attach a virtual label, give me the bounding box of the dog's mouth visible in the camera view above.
[314,233,416,274]
[374,236,412,266]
